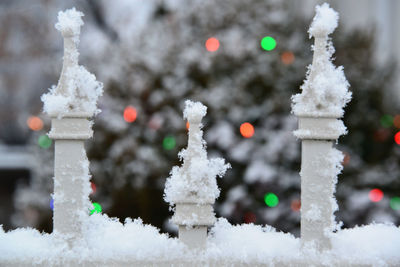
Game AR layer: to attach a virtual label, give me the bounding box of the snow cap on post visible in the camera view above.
[291,3,351,123]
[41,8,103,118]
[308,3,338,38]
[164,100,230,206]
[55,7,84,43]
[183,101,207,124]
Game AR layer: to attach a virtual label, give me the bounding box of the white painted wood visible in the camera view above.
[300,139,335,251]
[170,104,216,249]
[46,14,93,244]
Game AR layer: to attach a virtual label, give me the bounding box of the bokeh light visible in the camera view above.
[291,199,301,212]
[264,193,279,207]
[91,182,96,195]
[163,136,176,150]
[369,188,384,202]
[342,152,350,166]
[205,37,220,52]
[373,129,390,143]
[148,115,162,130]
[123,106,137,123]
[38,135,52,149]
[243,212,256,223]
[90,202,102,215]
[380,114,393,128]
[261,36,276,51]
[395,131,400,145]
[281,51,295,65]
[240,122,254,138]
[390,197,400,210]
[393,115,400,128]
[27,116,43,131]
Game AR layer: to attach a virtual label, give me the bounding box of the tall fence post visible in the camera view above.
[292,4,351,251]
[42,8,103,244]
[164,101,230,249]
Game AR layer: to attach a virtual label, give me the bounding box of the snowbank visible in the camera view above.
[1,216,399,265]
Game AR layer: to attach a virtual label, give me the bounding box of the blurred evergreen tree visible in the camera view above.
[11,0,398,235]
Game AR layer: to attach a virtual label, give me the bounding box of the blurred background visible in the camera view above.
[0,0,399,237]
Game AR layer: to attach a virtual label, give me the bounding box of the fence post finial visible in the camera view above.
[291,3,351,251]
[41,8,103,244]
[164,100,230,248]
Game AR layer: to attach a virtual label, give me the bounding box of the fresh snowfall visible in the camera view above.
[0,3,399,267]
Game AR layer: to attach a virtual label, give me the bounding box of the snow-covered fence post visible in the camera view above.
[41,8,103,244]
[164,101,230,248]
[292,4,351,251]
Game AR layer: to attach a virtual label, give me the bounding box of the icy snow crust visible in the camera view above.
[164,100,230,205]
[1,217,399,265]
[41,8,103,118]
[292,3,351,118]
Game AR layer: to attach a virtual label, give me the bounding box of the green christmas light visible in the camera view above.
[90,202,102,215]
[261,36,276,51]
[264,193,279,207]
[163,136,176,150]
[38,135,52,149]
[390,197,400,211]
[380,114,393,128]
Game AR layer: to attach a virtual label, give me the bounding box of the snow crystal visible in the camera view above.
[164,100,230,205]
[55,8,84,44]
[292,3,351,118]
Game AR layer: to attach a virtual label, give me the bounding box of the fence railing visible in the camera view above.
[0,3,399,267]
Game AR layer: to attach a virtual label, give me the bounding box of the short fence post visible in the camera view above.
[164,101,230,249]
[42,9,102,244]
[292,4,351,251]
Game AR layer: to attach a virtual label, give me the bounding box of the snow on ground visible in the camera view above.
[0,215,399,265]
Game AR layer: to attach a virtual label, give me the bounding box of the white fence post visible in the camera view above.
[292,4,351,251]
[42,8,103,244]
[164,101,230,249]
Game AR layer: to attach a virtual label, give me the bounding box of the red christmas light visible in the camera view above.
[291,199,301,212]
[369,189,383,202]
[395,131,400,145]
[27,116,43,131]
[123,106,137,123]
[205,37,220,52]
[240,122,254,138]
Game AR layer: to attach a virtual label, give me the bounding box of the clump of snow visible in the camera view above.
[55,8,84,43]
[164,100,230,205]
[206,218,300,263]
[183,100,207,123]
[308,3,338,38]
[292,3,351,118]
[42,8,103,118]
[42,66,103,117]
[331,223,400,266]
[0,214,184,265]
